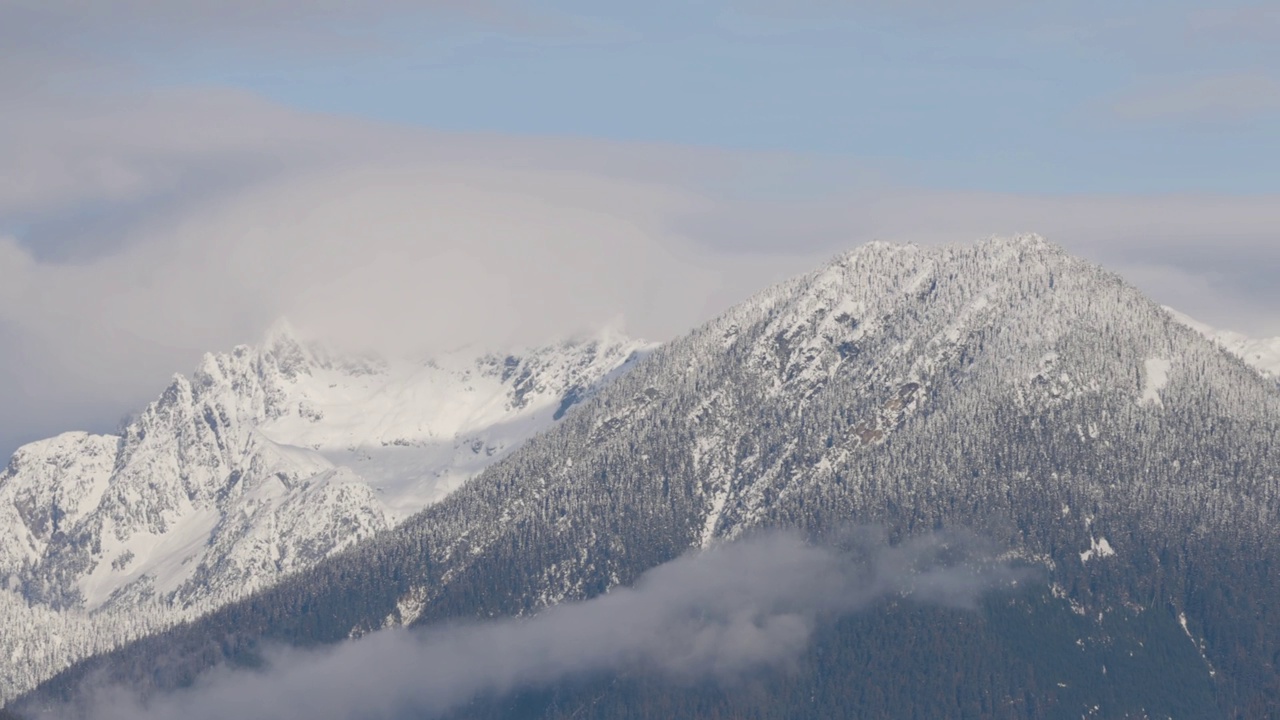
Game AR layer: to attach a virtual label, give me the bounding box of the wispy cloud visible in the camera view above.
[45,530,1028,720]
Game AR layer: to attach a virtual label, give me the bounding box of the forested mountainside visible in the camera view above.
[14,236,1280,719]
[0,328,650,704]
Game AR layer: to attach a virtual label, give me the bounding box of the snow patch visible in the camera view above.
[1139,357,1171,407]
[692,435,732,548]
[1080,536,1116,563]
[1178,611,1218,677]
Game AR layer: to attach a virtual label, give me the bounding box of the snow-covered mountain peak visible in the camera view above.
[741,235,1082,341]
[816,234,1063,290]
[836,233,1057,263]
[1164,307,1280,379]
[0,324,653,701]
[585,236,1280,556]
[684,237,1275,468]
[261,321,319,378]
[982,231,1055,250]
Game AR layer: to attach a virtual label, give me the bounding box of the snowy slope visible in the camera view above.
[253,326,648,518]
[1164,307,1280,379]
[0,325,651,702]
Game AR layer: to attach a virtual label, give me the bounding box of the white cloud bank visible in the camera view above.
[3,85,1280,455]
[0,88,825,451]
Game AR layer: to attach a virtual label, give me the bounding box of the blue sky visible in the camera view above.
[132,1,1279,194]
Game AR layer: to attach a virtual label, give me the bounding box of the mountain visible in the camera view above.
[0,326,651,704]
[13,236,1280,719]
[1166,307,1280,380]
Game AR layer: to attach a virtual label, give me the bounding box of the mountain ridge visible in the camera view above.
[18,235,1279,718]
[1164,306,1280,379]
[0,326,652,704]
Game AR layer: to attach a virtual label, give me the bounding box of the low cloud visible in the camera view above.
[42,530,1028,720]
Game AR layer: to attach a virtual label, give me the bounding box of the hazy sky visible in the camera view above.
[1,1,1277,452]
